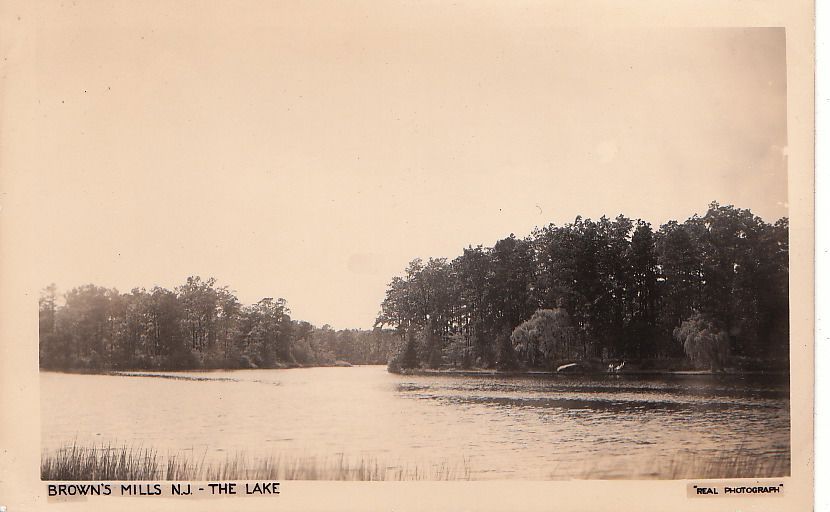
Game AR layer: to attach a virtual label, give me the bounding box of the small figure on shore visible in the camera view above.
[608,361,625,373]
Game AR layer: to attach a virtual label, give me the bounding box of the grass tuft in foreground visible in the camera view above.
[42,443,471,481]
[43,443,788,481]
[661,451,789,480]
[562,449,789,480]
[40,443,160,481]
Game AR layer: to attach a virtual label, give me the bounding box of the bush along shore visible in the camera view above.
[382,202,788,376]
[389,355,789,376]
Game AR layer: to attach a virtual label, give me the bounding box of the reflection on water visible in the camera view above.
[41,366,789,479]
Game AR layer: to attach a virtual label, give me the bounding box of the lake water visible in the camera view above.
[40,366,790,480]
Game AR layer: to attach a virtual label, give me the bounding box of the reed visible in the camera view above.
[560,450,789,480]
[662,451,789,480]
[42,443,471,481]
[40,442,160,480]
[44,442,785,481]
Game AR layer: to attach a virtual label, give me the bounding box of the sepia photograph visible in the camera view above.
[0,1,815,511]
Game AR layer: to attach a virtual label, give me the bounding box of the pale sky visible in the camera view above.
[9,6,787,328]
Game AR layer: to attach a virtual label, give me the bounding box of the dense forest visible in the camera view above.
[39,201,788,374]
[379,202,789,373]
[38,277,398,371]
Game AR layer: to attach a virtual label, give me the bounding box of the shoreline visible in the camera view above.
[395,367,789,377]
[38,365,788,378]
[390,364,791,377]
[37,361,369,376]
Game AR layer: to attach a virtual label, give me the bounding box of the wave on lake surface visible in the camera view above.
[42,366,789,480]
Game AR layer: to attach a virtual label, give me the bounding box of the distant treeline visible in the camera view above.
[39,277,398,371]
[378,202,789,372]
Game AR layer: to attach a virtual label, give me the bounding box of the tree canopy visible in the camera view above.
[40,202,788,374]
[378,202,788,371]
[39,277,398,371]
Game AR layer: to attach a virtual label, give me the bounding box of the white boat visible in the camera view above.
[556,363,578,372]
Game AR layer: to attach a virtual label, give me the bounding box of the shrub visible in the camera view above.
[511,308,580,369]
[442,333,472,368]
[387,328,419,373]
[673,312,729,371]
